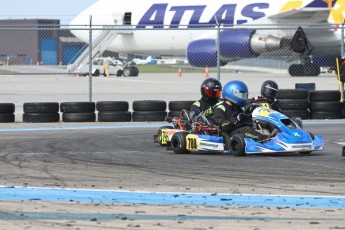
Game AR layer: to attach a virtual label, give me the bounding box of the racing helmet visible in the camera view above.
[222,80,248,107]
[261,80,278,99]
[200,78,222,102]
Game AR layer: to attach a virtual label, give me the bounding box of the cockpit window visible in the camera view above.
[281,118,297,129]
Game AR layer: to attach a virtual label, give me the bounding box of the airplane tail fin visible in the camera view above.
[146,56,152,62]
[304,0,336,8]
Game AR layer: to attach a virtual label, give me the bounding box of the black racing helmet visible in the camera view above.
[261,80,278,99]
[200,78,222,102]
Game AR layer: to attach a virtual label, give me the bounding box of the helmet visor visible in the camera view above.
[204,88,222,98]
[233,89,248,101]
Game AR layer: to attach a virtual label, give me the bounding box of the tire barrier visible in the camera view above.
[0,103,15,123]
[168,101,194,118]
[23,102,59,123]
[60,102,96,122]
[309,90,343,119]
[277,89,310,119]
[96,101,131,122]
[132,100,167,122]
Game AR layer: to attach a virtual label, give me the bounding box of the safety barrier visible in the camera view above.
[0,95,343,123]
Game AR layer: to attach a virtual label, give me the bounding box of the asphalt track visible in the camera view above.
[0,121,345,229]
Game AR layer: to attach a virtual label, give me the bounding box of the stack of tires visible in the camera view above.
[309,90,343,119]
[23,102,59,123]
[132,100,167,121]
[0,103,15,123]
[276,89,310,119]
[96,101,131,122]
[168,101,194,118]
[60,102,96,122]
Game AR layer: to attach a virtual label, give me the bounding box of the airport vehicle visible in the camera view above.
[159,106,323,156]
[76,57,124,77]
[70,0,345,77]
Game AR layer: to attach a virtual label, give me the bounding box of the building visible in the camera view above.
[0,19,86,65]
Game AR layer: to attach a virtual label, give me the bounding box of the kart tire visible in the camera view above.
[168,111,181,118]
[170,131,189,154]
[310,110,343,119]
[60,102,95,113]
[62,112,96,122]
[276,89,309,99]
[279,99,309,110]
[133,100,166,111]
[132,111,167,122]
[0,103,15,114]
[309,90,340,101]
[168,101,194,111]
[229,134,246,157]
[96,101,129,112]
[157,126,174,146]
[23,113,59,123]
[0,114,15,123]
[310,101,343,111]
[23,102,59,113]
[98,111,131,122]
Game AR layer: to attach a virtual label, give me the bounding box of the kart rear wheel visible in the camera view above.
[157,126,174,146]
[229,134,246,156]
[171,131,189,154]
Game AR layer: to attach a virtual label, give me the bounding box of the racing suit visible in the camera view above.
[189,97,219,124]
[212,101,269,145]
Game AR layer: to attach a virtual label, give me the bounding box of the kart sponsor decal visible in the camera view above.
[186,134,198,151]
[161,130,169,145]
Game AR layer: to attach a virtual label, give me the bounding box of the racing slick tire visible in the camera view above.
[229,134,246,157]
[170,131,190,154]
[155,125,174,146]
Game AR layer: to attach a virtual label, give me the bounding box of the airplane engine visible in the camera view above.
[187,29,282,67]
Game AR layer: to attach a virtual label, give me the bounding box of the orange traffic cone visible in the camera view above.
[178,68,182,77]
[204,67,209,77]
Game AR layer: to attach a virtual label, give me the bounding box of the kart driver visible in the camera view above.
[189,78,222,124]
[212,80,271,145]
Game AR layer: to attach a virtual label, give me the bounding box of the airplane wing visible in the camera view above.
[267,8,331,24]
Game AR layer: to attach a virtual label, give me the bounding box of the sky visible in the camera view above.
[0,0,97,25]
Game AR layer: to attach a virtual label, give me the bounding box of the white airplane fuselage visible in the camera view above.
[69,0,345,67]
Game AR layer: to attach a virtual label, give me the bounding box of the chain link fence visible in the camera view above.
[0,23,344,119]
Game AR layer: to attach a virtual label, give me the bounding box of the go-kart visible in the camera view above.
[162,106,324,156]
[153,109,220,147]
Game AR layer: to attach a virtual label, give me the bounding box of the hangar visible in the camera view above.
[0,19,86,65]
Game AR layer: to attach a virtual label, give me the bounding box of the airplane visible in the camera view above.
[69,0,345,77]
[131,56,155,65]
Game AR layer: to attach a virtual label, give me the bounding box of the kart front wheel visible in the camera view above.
[171,131,189,154]
[229,134,246,156]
